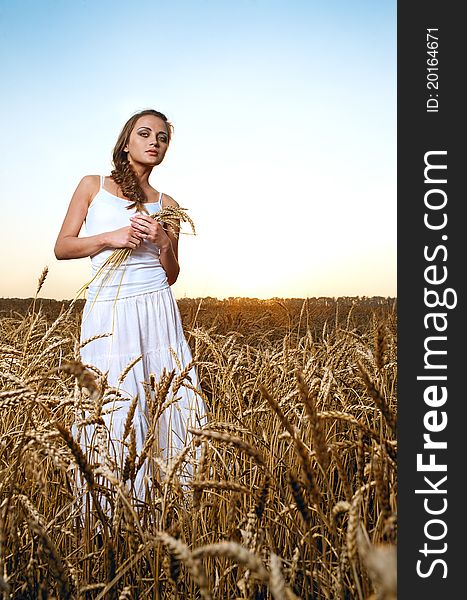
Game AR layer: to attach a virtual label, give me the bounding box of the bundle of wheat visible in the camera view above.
[77,205,196,299]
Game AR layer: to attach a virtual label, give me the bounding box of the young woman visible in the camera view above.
[55,109,205,496]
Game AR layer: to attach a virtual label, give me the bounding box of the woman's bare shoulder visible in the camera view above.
[78,174,101,191]
[161,193,179,208]
[72,175,101,205]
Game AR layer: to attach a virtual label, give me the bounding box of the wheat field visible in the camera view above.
[0,277,397,599]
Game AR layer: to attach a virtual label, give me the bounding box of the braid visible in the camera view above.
[110,160,148,213]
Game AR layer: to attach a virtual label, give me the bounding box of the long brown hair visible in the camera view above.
[110,109,174,212]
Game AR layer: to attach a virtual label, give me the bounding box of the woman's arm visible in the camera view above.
[158,226,180,286]
[130,195,180,286]
[159,194,180,286]
[54,175,143,260]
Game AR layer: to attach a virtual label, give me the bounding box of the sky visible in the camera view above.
[0,0,396,300]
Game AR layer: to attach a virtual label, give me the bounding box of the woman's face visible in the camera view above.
[124,114,170,167]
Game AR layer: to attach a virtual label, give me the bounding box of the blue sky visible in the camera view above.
[0,0,396,299]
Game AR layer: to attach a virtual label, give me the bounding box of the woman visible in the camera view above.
[55,109,205,497]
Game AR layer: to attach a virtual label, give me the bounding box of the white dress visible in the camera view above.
[77,176,205,497]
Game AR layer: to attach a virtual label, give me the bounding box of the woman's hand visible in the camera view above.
[56,175,143,260]
[105,225,145,250]
[130,214,172,250]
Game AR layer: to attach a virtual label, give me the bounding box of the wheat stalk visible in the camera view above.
[288,472,312,525]
[295,371,330,471]
[76,206,196,300]
[192,542,269,582]
[156,531,211,600]
[191,480,251,494]
[0,294,397,598]
[188,427,266,468]
[357,362,396,435]
[269,553,286,600]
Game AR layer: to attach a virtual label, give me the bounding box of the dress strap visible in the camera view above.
[159,192,164,207]
[100,175,105,189]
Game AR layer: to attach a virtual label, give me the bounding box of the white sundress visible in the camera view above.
[77,176,206,498]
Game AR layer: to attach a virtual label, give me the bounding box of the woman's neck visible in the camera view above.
[129,162,153,186]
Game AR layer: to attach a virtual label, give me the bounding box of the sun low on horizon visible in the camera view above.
[0,0,396,302]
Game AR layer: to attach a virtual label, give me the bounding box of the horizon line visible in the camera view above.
[0,294,398,302]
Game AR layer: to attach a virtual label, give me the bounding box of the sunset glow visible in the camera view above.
[0,0,396,300]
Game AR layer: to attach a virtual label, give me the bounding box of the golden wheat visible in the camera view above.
[76,206,196,301]
[0,291,397,599]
